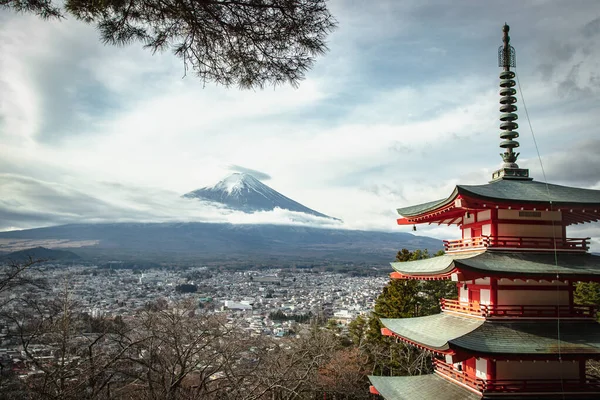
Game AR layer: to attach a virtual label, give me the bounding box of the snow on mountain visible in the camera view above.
[213,173,264,195]
[183,173,338,220]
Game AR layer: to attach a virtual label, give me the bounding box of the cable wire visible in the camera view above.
[515,68,566,398]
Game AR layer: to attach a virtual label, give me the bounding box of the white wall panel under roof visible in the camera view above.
[496,360,578,380]
[477,210,491,221]
[475,358,487,379]
[497,224,562,238]
[497,290,568,306]
[498,209,561,221]
[480,289,490,305]
[482,224,491,236]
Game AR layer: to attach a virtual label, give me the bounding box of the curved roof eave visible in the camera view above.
[380,314,484,351]
[457,179,600,206]
[368,375,481,400]
[396,179,600,219]
[391,252,600,278]
[397,188,460,217]
[381,316,600,356]
[450,320,600,355]
[390,253,479,277]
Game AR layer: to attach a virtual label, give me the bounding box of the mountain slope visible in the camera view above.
[183,173,337,220]
[0,223,442,264]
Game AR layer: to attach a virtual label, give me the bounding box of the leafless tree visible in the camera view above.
[1,279,139,400]
[113,300,237,399]
[0,258,45,305]
[1,282,371,400]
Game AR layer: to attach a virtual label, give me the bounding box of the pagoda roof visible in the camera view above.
[368,374,480,400]
[390,251,600,280]
[382,313,600,356]
[452,320,600,356]
[397,179,600,225]
[380,314,484,351]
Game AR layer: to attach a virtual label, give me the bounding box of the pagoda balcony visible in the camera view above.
[434,359,600,395]
[483,376,600,394]
[433,359,485,392]
[440,298,597,319]
[443,236,590,253]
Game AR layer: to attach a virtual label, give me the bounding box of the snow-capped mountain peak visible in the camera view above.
[211,173,262,195]
[183,173,338,220]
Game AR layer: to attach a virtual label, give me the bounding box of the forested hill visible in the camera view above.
[0,246,81,263]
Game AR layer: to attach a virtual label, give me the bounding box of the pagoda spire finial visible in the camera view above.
[491,24,531,181]
[498,24,519,167]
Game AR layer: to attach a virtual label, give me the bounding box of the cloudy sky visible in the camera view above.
[1,1,600,244]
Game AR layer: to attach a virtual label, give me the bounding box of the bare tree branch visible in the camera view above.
[2,0,336,88]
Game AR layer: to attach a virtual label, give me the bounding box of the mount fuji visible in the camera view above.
[183,173,338,220]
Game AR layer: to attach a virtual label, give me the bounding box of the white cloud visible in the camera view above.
[0,173,344,230]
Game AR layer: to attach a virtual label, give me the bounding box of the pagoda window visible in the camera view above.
[463,228,471,239]
[480,288,491,305]
[477,210,491,221]
[459,285,469,303]
[475,358,487,380]
[481,224,492,236]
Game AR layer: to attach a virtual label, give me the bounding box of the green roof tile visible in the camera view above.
[390,253,471,276]
[381,314,484,350]
[450,320,600,355]
[390,252,600,277]
[382,314,600,356]
[397,180,600,217]
[368,374,480,400]
[459,180,600,205]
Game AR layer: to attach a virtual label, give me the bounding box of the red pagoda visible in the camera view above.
[368,25,600,399]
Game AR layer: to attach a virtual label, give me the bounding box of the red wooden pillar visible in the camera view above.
[490,209,498,242]
[487,358,496,381]
[490,277,498,308]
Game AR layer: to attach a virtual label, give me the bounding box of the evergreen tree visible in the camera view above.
[575,281,600,321]
[348,314,368,348]
[3,0,336,88]
[360,249,443,376]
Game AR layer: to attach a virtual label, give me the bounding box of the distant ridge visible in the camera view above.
[183,173,339,220]
[0,223,442,264]
[0,246,81,263]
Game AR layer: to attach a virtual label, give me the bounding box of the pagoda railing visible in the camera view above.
[434,359,485,392]
[434,360,600,394]
[483,376,600,393]
[440,298,485,317]
[441,298,597,319]
[443,236,590,253]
